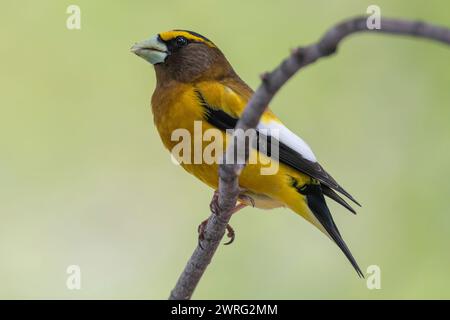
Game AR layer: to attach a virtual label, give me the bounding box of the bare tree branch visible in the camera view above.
[168,16,450,300]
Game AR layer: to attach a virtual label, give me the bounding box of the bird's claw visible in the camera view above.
[209,191,220,215]
[238,193,255,208]
[197,218,235,249]
[223,224,235,245]
[197,219,208,250]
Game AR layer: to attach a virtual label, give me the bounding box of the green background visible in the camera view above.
[1,0,449,299]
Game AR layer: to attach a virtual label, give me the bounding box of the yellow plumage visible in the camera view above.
[152,80,317,224]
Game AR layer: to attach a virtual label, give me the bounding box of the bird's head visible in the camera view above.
[131,30,235,83]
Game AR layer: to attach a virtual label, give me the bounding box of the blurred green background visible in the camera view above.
[1,0,450,299]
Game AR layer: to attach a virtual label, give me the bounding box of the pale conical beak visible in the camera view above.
[131,35,168,65]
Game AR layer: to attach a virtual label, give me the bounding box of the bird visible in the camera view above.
[131,30,363,277]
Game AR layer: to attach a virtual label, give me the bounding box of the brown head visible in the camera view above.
[131,30,236,84]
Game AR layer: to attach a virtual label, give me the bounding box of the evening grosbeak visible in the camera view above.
[131,30,363,276]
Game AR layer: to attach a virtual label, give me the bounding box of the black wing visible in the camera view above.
[196,89,360,210]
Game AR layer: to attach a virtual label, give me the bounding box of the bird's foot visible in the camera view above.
[198,191,248,249]
[197,218,235,249]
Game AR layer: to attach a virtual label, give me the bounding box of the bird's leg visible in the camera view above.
[198,191,249,248]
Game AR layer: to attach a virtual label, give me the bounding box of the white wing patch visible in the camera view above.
[257,120,317,162]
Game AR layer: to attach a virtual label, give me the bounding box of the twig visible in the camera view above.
[168,16,450,300]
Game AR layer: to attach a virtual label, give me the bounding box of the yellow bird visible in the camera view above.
[131,30,363,277]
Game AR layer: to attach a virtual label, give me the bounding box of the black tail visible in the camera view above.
[297,183,363,277]
[322,185,357,215]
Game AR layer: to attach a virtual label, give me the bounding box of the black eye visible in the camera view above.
[175,36,188,47]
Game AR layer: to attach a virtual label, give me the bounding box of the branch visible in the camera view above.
[168,16,450,300]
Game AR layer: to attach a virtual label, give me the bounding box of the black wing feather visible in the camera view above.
[196,89,360,208]
[321,185,356,215]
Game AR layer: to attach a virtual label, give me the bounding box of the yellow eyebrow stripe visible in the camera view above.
[159,30,216,48]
